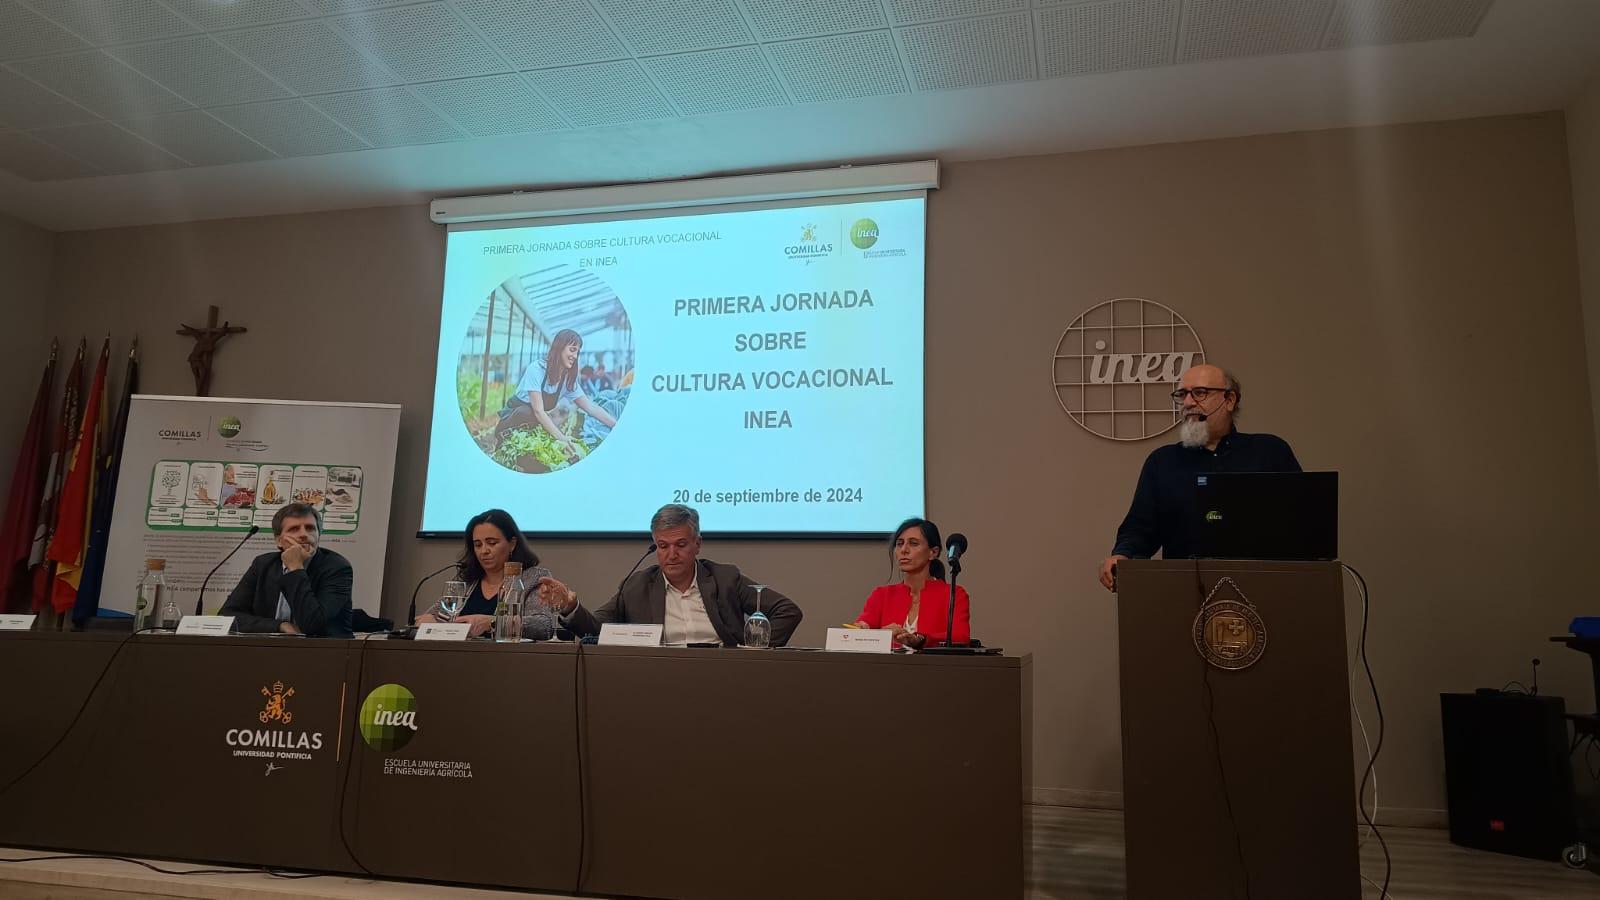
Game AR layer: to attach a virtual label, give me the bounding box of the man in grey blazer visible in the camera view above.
[560,504,802,646]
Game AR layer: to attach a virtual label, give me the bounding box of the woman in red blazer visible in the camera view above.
[853,517,970,650]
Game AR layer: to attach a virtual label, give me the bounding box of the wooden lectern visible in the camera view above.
[1116,559,1361,900]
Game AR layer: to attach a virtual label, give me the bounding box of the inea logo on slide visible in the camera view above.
[359,683,419,752]
[783,223,833,262]
[224,680,326,767]
[216,416,242,438]
[852,218,905,259]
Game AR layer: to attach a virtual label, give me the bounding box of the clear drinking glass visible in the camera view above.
[743,584,771,648]
[521,566,558,641]
[438,580,468,621]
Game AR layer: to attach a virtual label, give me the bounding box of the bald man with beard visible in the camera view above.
[1098,364,1300,591]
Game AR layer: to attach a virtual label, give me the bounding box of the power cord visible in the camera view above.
[0,853,322,879]
[574,638,590,894]
[1192,559,1252,900]
[333,632,380,876]
[0,627,152,801]
[1342,563,1391,899]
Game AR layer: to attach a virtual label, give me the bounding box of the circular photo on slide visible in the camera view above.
[457,263,634,474]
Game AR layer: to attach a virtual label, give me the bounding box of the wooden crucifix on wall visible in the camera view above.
[176,305,247,397]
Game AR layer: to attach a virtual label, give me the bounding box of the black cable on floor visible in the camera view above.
[1193,559,1251,900]
[1343,563,1391,899]
[0,853,322,879]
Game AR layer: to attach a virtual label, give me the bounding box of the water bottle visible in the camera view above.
[134,559,166,631]
[159,590,182,631]
[495,562,525,643]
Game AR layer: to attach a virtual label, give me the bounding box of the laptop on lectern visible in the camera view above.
[1192,471,1338,560]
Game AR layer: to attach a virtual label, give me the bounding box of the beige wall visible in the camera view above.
[1572,73,1600,486]
[38,112,1597,819]
[0,213,55,512]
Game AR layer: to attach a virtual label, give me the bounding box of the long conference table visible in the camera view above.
[0,631,1031,899]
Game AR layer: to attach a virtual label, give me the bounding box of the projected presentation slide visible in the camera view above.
[422,195,926,535]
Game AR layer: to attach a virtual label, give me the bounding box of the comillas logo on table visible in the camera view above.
[359,682,419,751]
[224,680,326,767]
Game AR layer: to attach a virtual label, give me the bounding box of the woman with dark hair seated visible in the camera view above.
[853,517,971,650]
[415,508,574,637]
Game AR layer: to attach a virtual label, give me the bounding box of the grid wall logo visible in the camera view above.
[359,682,419,752]
[1052,298,1206,442]
[224,680,326,772]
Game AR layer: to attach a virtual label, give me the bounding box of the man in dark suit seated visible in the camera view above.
[220,502,353,637]
[560,503,802,646]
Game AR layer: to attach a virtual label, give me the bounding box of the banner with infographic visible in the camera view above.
[423,193,926,535]
[100,396,400,616]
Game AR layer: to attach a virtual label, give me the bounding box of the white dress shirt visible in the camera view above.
[663,573,720,645]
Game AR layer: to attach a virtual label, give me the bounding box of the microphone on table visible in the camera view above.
[614,541,657,601]
[945,533,968,566]
[196,525,260,616]
[923,532,984,656]
[395,561,460,639]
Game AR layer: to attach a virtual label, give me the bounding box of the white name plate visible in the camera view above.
[0,614,36,631]
[415,622,472,641]
[826,627,894,653]
[176,615,235,636]
[599,623,663,647]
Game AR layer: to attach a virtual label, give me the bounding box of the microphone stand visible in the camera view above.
[395,561,459,639]
[921,551,983,656]
[196,525,260,616]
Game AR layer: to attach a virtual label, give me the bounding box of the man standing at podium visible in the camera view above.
[1098,364,1299,591]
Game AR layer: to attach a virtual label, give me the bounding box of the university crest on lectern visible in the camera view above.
[1192,577,1266,671]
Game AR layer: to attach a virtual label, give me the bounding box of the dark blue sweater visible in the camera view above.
[1112,430,1301,559]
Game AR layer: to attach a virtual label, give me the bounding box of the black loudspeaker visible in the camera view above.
[1440,692,1577,861]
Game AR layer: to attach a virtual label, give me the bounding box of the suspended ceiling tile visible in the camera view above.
[208,97,369,156]
[888,0,1028,27]
[523,60,676,127]
[740,0,886,41]
[0,66,98,129]
[218,20,399,95]
[409,73,566,136]
[308,85,465,146]
[1179,0,1335,62]
[8,51,193,119]
[159,0,316,31]
[300,0,412,13]
[329,2,506,83]
[26,0,196,45]
[643,46,790,115]
[1036,0,1179,78]
[898,12,1036,91]
[1324,0,1492,48]
[30,121,188,174]
[592,0,753,56]
[453,0,627,70]
[0,129,99,180]
[116,110,278,167]
[765,30,908,103]
[0,0,88,61]
[111,36,292,108]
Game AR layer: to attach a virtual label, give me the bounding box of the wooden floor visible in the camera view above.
[1026,806,1599,900]
[1,806,1595,899]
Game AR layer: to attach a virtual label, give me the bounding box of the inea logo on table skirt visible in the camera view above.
[359,683,419,751]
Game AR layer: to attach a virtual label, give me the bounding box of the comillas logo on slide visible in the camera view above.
[784,223,833,260]
[849,219,879,249]
[359,683,419,751]
[217,415,242,438]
